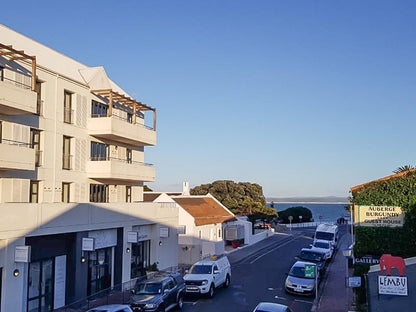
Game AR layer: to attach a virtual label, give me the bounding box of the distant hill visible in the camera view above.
[266,196,349,204]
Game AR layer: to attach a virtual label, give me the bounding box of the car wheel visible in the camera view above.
[208,284,215,298]
[177,295,184,310]
[224,275,230,288]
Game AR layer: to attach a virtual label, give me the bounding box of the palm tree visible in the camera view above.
[393,165,415,174]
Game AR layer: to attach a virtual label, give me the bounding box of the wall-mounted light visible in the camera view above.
[126,247,131,253]
[81,256,86,263]
[159,241,163,246]
[13,269,20,277]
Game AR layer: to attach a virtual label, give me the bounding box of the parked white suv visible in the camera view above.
[184,255,231,298]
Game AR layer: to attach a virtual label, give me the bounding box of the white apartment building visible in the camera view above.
[0,25,179,312]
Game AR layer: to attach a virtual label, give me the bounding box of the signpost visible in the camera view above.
[288,216,293,231]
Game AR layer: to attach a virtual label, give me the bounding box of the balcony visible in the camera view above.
[0,43,37,115]
[0,139,35,171]
[0,78,37,115]
[88,115,156,146]
[87,157,155,182]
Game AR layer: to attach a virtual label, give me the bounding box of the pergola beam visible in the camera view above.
[0,43,37,91]
[91,89,156,130]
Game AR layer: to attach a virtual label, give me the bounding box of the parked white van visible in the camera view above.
[314,223,339,249]
[184,255,231,298]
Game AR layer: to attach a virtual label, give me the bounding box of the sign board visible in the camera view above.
[354,256,380,265]
[354,205,404,227]
[160,227,169,238]
[82,238,95,251]
[127,231,138,243]
[378,276,408,296]
[348,276,361,288]
[304,264,315,278]
[15,246,31,263]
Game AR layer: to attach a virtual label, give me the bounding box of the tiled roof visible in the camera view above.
[172,197,236,226]
[350,168,416,192]
[143,193,162,202]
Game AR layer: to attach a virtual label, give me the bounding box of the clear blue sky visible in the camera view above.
[3,1,416,198]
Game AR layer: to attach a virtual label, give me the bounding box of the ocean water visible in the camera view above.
[267,202,350,223]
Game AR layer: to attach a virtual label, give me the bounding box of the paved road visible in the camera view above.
[182,227,320,312]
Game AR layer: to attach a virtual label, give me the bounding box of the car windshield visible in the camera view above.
[189,265,212,274]
[300,251,323,262]
[314,241,330,249]
[134,282,162,295]
[315,232,334,240]
[289,265,315,279]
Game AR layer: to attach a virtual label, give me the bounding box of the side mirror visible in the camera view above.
[309,244,313,247]
[213,270,219,274]
[294,256,299,260]
[185,270,189,274]
[131,290,135,294]
[164,289,169,294]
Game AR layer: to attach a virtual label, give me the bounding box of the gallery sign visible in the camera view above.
[354,256,380,265]
[354,205,404,227]
[378,276,408,296]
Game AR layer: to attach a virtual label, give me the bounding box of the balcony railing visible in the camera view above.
[62,154,73,170]
[64,108,74,124]
[0,75,31,90]
[89,156,153,167]
[91,114,154,130]
[0,138,32,148]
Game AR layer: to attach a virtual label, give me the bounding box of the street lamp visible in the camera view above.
[342,248,352,285]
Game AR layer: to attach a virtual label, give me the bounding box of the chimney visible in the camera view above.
[182,181,190,195]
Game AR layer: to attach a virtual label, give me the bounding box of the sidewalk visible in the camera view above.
[316,224,354,312]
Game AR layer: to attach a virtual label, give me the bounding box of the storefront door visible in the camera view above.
[87,248,112,296]
[27,259,54,312]
[130,240,150,279]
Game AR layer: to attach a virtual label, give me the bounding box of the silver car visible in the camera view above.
[285,261,319,296]
[253,302,293,312]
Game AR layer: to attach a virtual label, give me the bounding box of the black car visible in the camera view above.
[298,247,327,274]
[130,272,185,312]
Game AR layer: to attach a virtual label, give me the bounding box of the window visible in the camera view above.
[30,181,39,203]
[126,186,132,203]
[0,66,4,81]
[87,248,112,296]
[218,228,222,238]
[90,141,107,161]
[62,183,70,203]
[35,81,42,115]
[31,129,41,167]
[27,259,54,312]
[127,148,132,164]
[127,112,133,123]
[91,100,108,117]
[64,91,73,123]
[62,136,71,169]
[90,184,108,202]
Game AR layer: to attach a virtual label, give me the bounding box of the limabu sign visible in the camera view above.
[354,205,404,227]
[378,276,408,296]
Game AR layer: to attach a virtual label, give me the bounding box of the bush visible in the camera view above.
[278,206,313,224]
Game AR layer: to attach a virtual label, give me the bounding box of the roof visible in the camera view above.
[350,168,416,192]
[143,193,162,202]
[172,196,236,226]
[0,24,127,96]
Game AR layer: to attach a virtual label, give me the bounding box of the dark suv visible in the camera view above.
[130,272,185,312]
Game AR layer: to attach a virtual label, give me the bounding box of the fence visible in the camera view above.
[55,267,182,312]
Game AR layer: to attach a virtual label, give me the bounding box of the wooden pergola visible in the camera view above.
[91,89,157,130]
[0,43,36,91]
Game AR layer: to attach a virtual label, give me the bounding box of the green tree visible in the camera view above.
[191,181,277,229]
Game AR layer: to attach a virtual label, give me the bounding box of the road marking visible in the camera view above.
[274,295,287,300]
[249,236,298,264]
